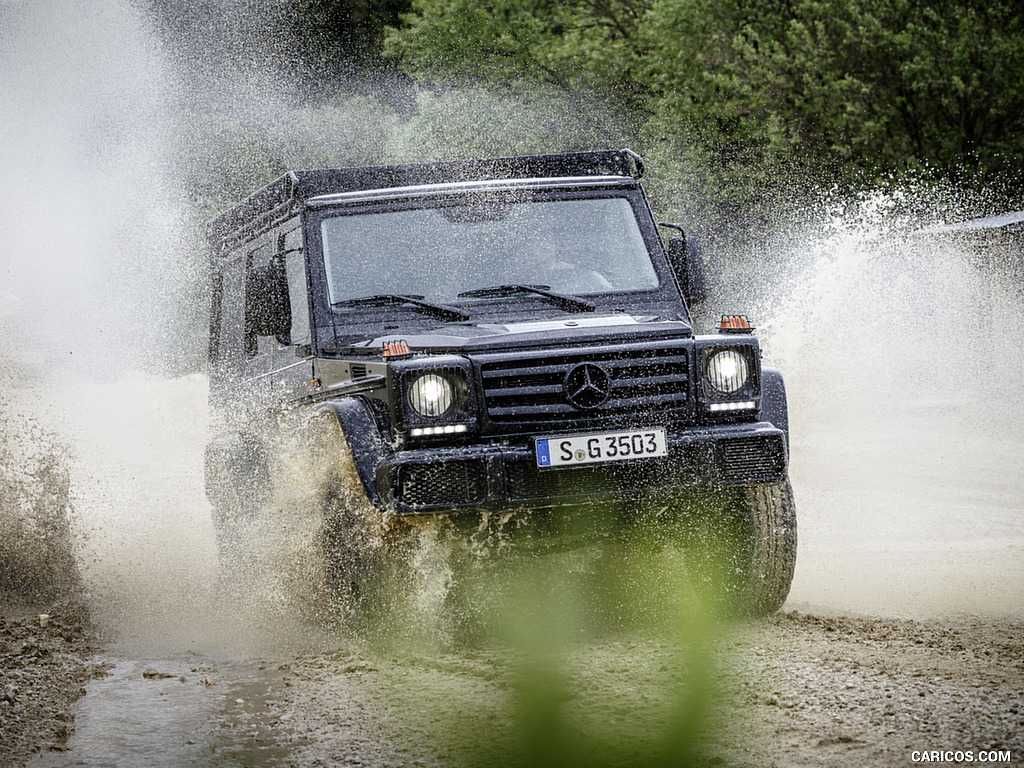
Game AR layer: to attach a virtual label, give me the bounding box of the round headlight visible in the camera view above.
[407,372,454,418]
[705,349,749,395]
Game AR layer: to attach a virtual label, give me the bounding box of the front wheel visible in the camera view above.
[645,479,797,616]
[736,480,797,615]
[307,410,387,612]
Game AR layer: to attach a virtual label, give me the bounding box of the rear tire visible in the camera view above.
[204,433,271,568]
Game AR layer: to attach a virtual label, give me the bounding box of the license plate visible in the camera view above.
[535,428,668,468]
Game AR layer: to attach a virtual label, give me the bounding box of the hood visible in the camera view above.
[340,313,694,356]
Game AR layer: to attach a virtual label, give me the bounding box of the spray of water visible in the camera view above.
[740,191,1024,617]
[1,0,1021,676]
[0,1,318,655]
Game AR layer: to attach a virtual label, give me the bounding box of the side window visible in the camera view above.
[281,227,310,347]
[214,256,246,372]
[245,242,276,359]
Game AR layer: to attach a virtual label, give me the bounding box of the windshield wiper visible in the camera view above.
[457,284,596,313]
[331,294,469,322]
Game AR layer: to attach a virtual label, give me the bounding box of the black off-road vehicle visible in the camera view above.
[204,149,796,614]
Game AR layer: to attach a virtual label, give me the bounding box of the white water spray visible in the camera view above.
[748,193,1024,616]
[0,1,317,655]
[1,1,1021,656]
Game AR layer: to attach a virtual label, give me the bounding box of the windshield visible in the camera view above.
[319,196,660,305]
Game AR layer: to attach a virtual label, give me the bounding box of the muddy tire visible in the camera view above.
[308,411,467,643]
[307,411,391,615]
[736,480,797,615]
[204,433,271,564]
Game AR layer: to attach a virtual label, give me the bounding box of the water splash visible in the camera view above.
[741,190,1024,617]
[0,2,323,655]
[2,1,1021,662]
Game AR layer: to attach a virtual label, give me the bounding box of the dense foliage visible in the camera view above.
[384,0,1024,195]
[143,0,1023,216]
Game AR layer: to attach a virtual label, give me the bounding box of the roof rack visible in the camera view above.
[207,149,644,254]
[916,210,1024,235]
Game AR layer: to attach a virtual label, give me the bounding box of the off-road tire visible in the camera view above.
[736,480,797,615]
[204,433,271,565]
[307,410,393,616]
[649,479,796,616]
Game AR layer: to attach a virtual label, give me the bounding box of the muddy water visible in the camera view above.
[15,375,326,767]
[37,374,326,657]
[29,659,296,768]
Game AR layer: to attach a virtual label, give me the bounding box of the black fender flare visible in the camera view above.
[310,397,388,504]
[761,367,790,451]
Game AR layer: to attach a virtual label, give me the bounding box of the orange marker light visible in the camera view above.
[719,315,753,333]
[382,340,411,358]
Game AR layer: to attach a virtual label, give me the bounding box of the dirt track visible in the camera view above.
[715,612,1023,768]
[6,603,1019,767]
[0,604,100,765]
[257,611,1022,768]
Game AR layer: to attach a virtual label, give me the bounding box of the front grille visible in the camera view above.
[505,449,697,501]
[717,436,787,482]
[476,341,691,432]
[396,460,488,508]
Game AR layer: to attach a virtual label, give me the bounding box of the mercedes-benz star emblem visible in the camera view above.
[564,363,611,410]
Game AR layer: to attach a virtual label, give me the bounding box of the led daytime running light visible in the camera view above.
[708,400,756,412]
[409,424,469,437]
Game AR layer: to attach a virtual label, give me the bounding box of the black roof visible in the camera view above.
[206,149,645,254]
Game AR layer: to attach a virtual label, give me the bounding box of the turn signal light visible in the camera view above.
[383,340,411,358]
[719,315,753,333]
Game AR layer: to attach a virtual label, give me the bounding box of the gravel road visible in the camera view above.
[248,610,1020,768]
[0,604,101,765]
[716,612,1022,767]
[2,374,1022,767]
[6,602,1020,767]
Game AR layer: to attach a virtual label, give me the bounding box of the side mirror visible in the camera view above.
[245,260,291,342]
[665,234,707,307]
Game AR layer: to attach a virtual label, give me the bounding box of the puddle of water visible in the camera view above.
[30,658,298,768]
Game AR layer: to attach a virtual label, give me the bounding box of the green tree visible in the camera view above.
[690,0,1024,182]
[385,0,1024,196]
[385,0,652,138]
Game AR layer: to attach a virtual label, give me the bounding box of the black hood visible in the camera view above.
[339,314,694,357]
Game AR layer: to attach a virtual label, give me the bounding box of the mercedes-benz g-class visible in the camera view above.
[204,149,796,614]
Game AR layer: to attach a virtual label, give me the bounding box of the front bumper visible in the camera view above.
[376,421,788,515]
